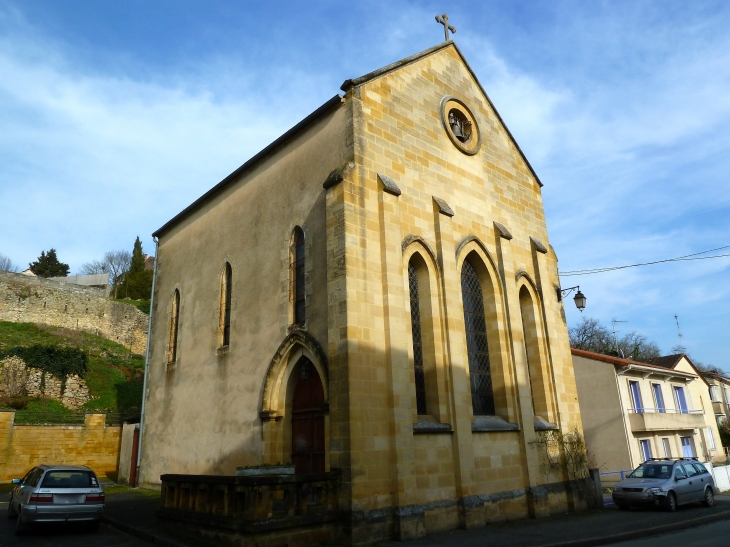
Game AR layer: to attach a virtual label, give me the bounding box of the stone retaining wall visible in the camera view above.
[0,411,122,482]
[0,271,148,354]
[0,356,91,409]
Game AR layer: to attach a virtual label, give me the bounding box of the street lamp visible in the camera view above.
[558,286,586,312]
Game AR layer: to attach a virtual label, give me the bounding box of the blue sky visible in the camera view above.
[1,1,728,370]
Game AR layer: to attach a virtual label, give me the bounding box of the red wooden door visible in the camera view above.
[291,359,325,474]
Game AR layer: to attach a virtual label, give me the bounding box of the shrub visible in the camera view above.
[0,345,87,379]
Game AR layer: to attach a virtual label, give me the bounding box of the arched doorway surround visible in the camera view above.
[260,330,329,470]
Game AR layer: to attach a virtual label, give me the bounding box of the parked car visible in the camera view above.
[612,458,715,512]
[6,465,105,534]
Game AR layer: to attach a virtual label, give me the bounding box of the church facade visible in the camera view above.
[139,42,585,541]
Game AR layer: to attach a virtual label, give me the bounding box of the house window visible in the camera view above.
[219,263,232,347]
[680,436,694,457]
[724,387,730,403]
[710,386,720,402]
[291,227,306,325]
[674,386,689,414]
[461,258,495,416]
[629,381,643,413]
[168,289,180,363]
[652,384,665,413]
[707,428,716,451]
[662,438,672,458]
[639,439,652,461]
[408,260,427,415]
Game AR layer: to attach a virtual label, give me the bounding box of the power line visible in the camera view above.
[559,245,730,277]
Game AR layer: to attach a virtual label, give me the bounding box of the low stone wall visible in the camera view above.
[0,271,148,355]
[158,471,341,547]
[0,411,121,482]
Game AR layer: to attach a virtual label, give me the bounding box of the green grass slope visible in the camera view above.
[0,321,144,417]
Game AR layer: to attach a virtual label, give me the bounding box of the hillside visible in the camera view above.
[0,321,144,419]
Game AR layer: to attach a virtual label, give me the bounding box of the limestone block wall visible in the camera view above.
[0,271,148,354]
[0,411,122,482]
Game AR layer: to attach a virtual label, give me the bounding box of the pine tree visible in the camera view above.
[29,249,70,278]
[114,237,153,300]
[130,237,145,274]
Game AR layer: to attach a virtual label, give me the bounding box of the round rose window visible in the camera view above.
[440,96,481,155]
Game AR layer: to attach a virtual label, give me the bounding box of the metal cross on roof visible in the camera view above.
[435,14,455,42]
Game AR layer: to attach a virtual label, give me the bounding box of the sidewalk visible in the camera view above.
[102,489,730,547]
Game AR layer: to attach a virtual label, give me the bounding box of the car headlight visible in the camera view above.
[613,485,620,491]
[649,487,664,493]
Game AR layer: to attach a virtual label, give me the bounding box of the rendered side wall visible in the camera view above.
[139,101,350,487]
[572,356,631,473]
[0,411,121,482]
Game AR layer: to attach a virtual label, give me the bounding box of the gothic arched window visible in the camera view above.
[408,259,427,415]
[519,285,550,419]
[169,289,180,363]
[460,257,495,415]
[219,263,232,347]
[291,227,306,325]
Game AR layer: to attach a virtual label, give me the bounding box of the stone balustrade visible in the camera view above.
[158,470,341,536]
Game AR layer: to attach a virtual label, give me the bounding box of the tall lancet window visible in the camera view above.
[169,289,180,363]
[219,263,232,347]
[461,257,495,415]
[291,227,306,324]
[408,260,427,415]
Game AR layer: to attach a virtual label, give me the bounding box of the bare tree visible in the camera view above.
[79,250,131,297]
[0,253,19,272]
[569,317,661,360]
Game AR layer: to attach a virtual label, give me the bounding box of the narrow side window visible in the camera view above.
[290,227,306,325]
[408,260,427,415]
[219,263,232,347]
[169,289,180,363]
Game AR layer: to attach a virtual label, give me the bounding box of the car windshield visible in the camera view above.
[628,463,672,479]
[40,471,97,488]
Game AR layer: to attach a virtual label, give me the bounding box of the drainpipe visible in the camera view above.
[135,235,159,486]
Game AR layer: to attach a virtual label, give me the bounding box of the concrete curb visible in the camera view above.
[101,515,189,547]
[534,509,730,547]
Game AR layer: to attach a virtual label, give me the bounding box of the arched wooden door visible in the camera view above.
[291,358,325,474]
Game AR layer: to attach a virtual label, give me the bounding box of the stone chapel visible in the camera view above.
[139,41,586,541]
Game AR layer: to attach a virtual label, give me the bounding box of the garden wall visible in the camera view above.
[0,411,121,482]
[0,271,148,354]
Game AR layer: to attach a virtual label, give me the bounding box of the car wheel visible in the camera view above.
[14,510,27,535]
[87,520,100,533]
[702,488,715,507]
[618,504,629,511]
[663,492,677,513]
[7,495,18,519]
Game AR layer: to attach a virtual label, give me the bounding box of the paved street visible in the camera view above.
[0,498,148,547]
[607,518,730,546]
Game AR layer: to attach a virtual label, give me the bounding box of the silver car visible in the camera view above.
[7,465,105,534]
[611,458,715,512]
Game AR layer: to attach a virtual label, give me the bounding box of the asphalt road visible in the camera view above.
[607,518,730,546]
[0,500,148,547]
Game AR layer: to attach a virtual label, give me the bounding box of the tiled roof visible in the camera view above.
[645,354,684,369]
[570,348,692,374]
